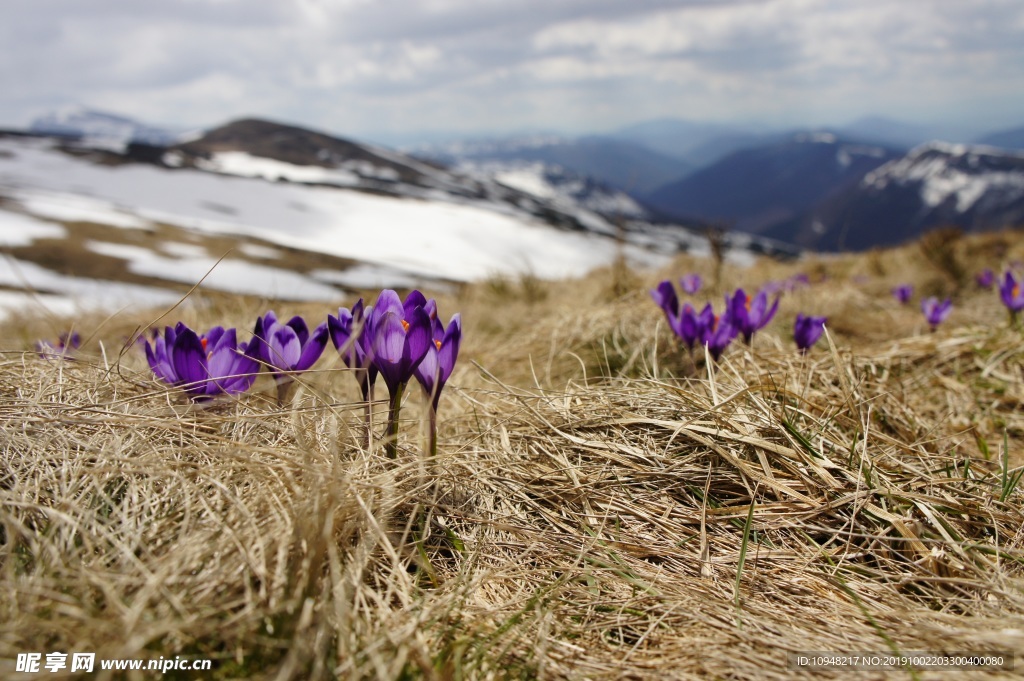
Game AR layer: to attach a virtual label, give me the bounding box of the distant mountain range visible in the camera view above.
[766,142,1024,250]
[28,106,190,147]
[13,107,1024,255]
[976,126,1024,151]
[643,132,902,234]
[411,135,691,196]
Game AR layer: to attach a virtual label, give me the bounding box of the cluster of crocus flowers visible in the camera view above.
[36,331,81,359]
[141,289,461,458]
[921,297,953,332]
[651,280,779,361]
[144,323,261,400]
[329,289,461,457]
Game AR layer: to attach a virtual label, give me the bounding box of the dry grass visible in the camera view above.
[2,229,1024,679]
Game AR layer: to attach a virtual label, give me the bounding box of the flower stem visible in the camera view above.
[385,382,404,459]
[275,377,294,407]
[428,403,438,460]
[363,380,374,452]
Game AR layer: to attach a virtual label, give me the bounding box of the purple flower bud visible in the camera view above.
[921,297,952,331]
[794,314,827,353]
[252,311,328,380]
[728,288,779,344]
[892,285,913,304]
[679,274,702,295]
[367,290,432,396]
[36,331,81,359]
[673,302,712,351]
[328,299,378,398]
[976,269,995,289]
[1000,271,1024,314]
[703,313,738,361]
[414,313,462,412]
[650,280,679,320]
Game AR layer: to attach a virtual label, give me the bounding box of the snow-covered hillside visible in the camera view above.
[0,134,683,320]
[28,106,190,150]
[766,141,1024,250]
[861,141,1024,212]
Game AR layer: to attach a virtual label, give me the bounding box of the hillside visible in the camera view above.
[769,142,1024,250]
[2,227,1022,679]
[644,133,900,234]
[411,134,693,196]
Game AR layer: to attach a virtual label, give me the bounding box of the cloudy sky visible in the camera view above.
[3,0,1024,144]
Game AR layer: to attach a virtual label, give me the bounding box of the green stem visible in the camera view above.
[365,381,374,452]
[428,403,438,460]
[385,382,404,459]
[275,377,294,407]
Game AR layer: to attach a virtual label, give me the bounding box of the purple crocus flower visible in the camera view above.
[414,313,462,412]
[365,289,433,458]
[789,274,810,289]
[36,331,81,358]
[144,322,259,400]
[921,297,952,331]
[367,289,432,396]
[650,280,679,320]
[673,302,714,352]
[679,274,702,295]
[999,271,1024,321]
[794,314,827,354]
[892,285,913,304]
[328,298,377,399]
[702,313,738,362]
[976,269,995,289]
[728,288,779,344]
[252,311,328,380]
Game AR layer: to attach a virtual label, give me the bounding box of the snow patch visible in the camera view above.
[0,208,67,245]
[0,257,181,318]
[195,151,360,186]
[160,241,209,258]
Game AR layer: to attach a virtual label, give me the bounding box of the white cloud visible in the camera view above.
[0,0,1022,139]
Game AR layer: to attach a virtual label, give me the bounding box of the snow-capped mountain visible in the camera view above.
[412,134,692,196]
[28,106,190,149]
[644,132,901,234]
[453,160,650,220]
[3,116,790,319]
[765,142,1024,250]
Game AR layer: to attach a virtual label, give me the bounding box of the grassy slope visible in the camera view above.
[1,228,1023,679]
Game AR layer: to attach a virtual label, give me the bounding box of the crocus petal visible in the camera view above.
[414,342,439,398]
[372,310,408,392]
[269,325,302,370]
[403,290,427,318]
[207,329,241,381]
[285,315,309,347]
[374,290,404,319]
[294,322,328,372]
[402,306,432,375]
[171,328,208,390]
[437,314,462,385]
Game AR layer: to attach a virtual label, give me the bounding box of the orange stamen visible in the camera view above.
[434,339,442,350]
[201,337,208,350]
[401,319,410,332]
